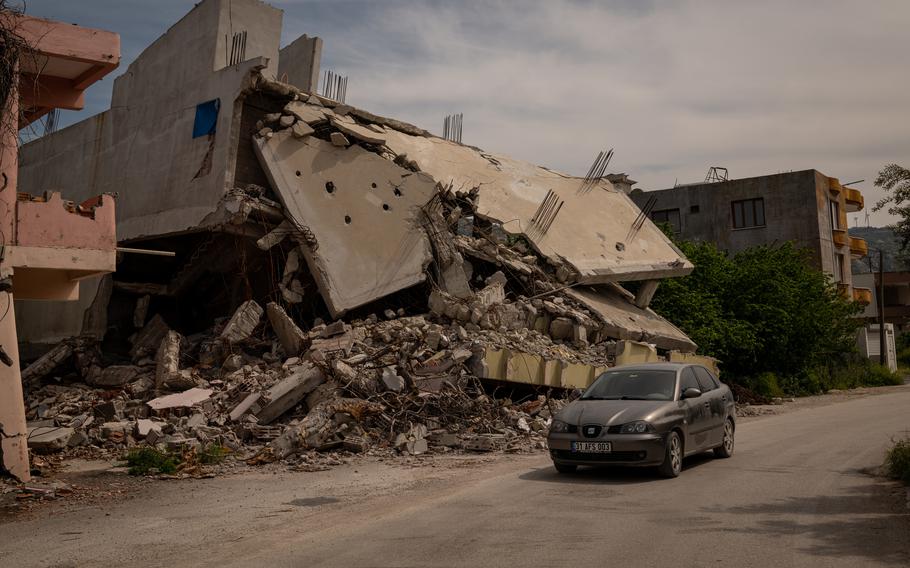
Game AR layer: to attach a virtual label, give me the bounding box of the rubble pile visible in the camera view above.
[15,78,710,477]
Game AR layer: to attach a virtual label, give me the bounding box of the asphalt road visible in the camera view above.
[3,387,910,568]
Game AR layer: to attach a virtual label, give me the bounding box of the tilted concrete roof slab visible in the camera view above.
[566,285,696,352]
[380,131,693,284]
[254,130,436,317]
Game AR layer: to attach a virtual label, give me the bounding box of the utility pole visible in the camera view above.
[879,249,886,366]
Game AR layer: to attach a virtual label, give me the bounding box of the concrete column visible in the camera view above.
[0,59,30,481]
[634,279,660,309]
[0,295,30,481]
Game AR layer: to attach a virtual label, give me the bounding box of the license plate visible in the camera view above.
[572,441,612,453]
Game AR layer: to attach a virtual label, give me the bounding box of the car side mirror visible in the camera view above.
[682,387,702,399]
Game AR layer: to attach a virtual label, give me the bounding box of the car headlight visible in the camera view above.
[620,421,654,434]
[550,419,570,434]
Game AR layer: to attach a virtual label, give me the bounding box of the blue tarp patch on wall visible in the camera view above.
[192,98,221,138]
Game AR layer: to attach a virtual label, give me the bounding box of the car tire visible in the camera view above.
[714,418,735,458]
[658,431,683,478]
[554,462,577,474]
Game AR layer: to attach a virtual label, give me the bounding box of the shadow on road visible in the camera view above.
[701,474,910,565]
[519,453,716,485]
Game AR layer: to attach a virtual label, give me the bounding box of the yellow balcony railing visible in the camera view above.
[828,178,843,195]
[845,187,864,212]
[849,236,868,258]
[853,287,873,305]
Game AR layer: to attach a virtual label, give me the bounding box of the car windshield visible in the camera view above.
[581,369,677,401]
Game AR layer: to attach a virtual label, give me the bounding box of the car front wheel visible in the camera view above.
[714,418,735,458]
[554,462,577,474]
[658,431,683,478]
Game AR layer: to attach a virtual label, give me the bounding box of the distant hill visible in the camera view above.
[849,226,910,273]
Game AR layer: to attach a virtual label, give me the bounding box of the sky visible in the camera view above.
[18,0,910,227]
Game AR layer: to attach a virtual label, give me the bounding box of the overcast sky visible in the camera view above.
[20,0,910,227]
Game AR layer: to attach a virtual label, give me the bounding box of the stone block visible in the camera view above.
[28,427,75,453]
[256,364,326,424]
[267,302,307,356]
[91,365,140,387]
[220,300,263,344]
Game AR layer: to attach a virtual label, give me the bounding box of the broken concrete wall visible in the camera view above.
[277,34,322,92]
[254,130,436,316]
[15,276,109,357]
[17,0,284,242]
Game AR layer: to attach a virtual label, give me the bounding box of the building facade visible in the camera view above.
[630,169,870,300]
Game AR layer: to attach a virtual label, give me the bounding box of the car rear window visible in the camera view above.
[582,369,677,401]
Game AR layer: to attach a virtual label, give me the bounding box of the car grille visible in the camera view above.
[553,450,646,462]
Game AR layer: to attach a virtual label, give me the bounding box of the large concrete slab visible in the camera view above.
[380,131,693,284]
[254,131,436,316]
[566,285,696,352]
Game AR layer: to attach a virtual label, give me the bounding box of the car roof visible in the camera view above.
[605,362,698,372]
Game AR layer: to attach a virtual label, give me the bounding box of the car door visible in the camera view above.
[679,367,711,452]
[694,366,725,447]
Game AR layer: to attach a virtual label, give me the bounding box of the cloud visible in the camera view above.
[22,0,910,226]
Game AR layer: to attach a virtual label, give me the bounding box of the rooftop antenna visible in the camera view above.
[578,148,613,194]
[321,70,348,103]
[442,113,463,143]
[704,166,728,183]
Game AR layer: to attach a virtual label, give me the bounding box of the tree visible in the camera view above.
[650,239,863,393]
[872,164,910,262]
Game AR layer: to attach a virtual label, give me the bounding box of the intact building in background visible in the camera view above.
[630,169,870,301]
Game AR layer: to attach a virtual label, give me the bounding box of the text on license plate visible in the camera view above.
[572,441,612,453]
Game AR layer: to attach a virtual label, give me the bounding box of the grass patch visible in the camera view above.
[198,443,231,465]
[125,447,179,476]
[885,436,910,485]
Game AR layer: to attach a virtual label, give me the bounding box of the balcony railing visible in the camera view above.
[849,236,868,258]
[853,287,873,305]
[828,178,843,195]
[844,188,864,212]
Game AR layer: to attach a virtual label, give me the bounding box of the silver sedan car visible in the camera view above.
[547,363,736,478]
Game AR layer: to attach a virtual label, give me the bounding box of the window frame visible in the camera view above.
[693,367,718,392]
[731,197,766,230]
[651,208,681,232]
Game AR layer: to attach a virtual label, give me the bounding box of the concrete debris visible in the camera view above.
[13,77,713,480]
[130,314,170,361]
[220,300,263,344]
[155,330,183,388]
[256,364,325,424]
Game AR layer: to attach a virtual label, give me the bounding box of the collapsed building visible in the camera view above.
[11,0,710,471]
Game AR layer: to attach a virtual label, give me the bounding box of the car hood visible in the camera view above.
[557,399,675,426]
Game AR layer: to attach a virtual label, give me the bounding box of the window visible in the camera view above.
[690,204,700,214]
[829,200,841,231]
[680,367,700,394]
[731,198,765,229]
[693,367,718,392]
[583,370,677,401]
[651,208,681,232]
[834,253,845,283]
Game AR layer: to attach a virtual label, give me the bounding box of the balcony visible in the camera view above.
[853,287,873,305]
[828,178,843,195]
[844,188,864,212]
[832,228,848,247]
[849,236,868,258]
[837,282,850,298]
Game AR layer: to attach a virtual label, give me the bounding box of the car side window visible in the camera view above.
[693,367,717,392]
[680,368,700,394]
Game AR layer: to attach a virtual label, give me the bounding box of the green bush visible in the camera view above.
[125,447,179,476]
[744,372,785,399]
[650,240,862,389]
[885,437,910,485]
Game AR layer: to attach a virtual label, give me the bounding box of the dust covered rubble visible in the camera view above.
[15,82,699,478]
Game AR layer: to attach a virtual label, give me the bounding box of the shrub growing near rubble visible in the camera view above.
[650,239,865,394]
[126,447,179,476]
[885,437,910,485]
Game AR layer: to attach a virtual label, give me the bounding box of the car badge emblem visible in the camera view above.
[586,427,595,435]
